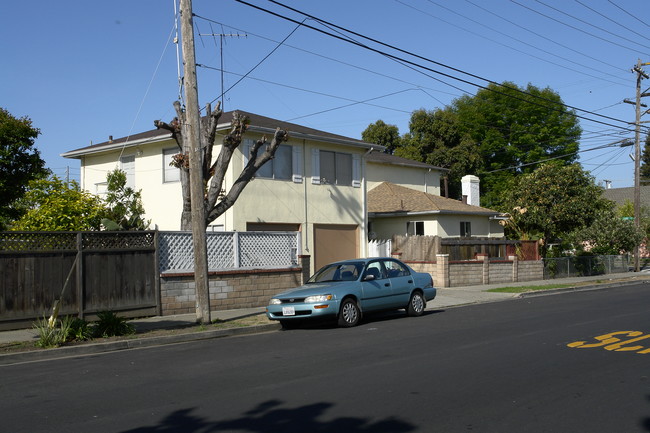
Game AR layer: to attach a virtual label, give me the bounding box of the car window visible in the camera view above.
[363,261,385,280]
[384,260,410,278]
[309,262,363,283]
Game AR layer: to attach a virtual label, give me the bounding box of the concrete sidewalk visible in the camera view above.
[2,271,650,364]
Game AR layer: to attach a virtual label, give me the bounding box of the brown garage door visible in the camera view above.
[313,224,358,271]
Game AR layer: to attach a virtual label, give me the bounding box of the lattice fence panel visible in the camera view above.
[0,232,77,251]
[83,231,155,249]
[159,231,299,273]
[159,232,235,272]
[238,232,298,268]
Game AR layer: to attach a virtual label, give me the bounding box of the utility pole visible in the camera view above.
[180,0,211,323]
[624,60,650,272]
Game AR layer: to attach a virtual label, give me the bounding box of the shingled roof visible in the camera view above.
[602,186,650,207]
[368,182,500,216]
[62,110,383,159]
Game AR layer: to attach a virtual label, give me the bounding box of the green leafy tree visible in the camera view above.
[503,163,610,257]
[11,177,105,231]
[453,82,581,208]
[569,208,644,255]
[361,120,401,153]
[397,108,482,199]
[380,82,581,208]
[101,169,150,230]
[0,108,49,229]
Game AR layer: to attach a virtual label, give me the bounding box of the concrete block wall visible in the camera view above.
[449,262,483,286]
[407,258,545,288]
[518,260,544,281]
[160,268,302,316]
[488,261,515,285]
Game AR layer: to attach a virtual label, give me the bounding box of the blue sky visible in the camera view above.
[3,0,649,189]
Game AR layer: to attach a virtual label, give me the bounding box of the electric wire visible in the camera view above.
[243,0,641,134]
[534,0,650,50]
[608,0,650,29]
[511,0,649,56]
[461,0,628,76]
[574,0,650,43]
[203,16,307,109]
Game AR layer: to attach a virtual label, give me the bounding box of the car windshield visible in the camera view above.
[308,262,364,283]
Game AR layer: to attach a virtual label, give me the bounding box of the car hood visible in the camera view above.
[272,282,349,298]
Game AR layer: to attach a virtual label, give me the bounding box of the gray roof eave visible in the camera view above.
[61,132,174,159]
[246,125,385,151]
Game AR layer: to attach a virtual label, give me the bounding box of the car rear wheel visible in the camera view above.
[338,298,360,327]
[407,291,425,317]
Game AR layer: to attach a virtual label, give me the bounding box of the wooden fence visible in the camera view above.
[0,231,158,330]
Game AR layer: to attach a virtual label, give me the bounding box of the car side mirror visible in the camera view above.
[363,274,375,281]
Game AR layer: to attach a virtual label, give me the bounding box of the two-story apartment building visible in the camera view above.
[62,110,503,271]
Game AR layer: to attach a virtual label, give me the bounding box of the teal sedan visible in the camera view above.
[266,258,436,328]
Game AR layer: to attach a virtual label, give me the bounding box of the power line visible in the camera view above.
[238,0,640,134]
[533,0,650,50]
[574,0,650,43]
[511,0,649,56]
[460,0,628,77]
[608,0,650,29]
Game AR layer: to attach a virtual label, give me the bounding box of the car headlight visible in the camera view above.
[269,298,282,305]
[304,294,333,303]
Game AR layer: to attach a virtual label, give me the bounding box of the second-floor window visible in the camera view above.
[244,140,302,183]
[256,144,292,180]
[319,151,352,186]
[163,148,181,183]
[120,155,135,189]
[311,149,361,187]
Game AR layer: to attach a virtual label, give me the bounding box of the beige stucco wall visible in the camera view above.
[370,216,440,240]
[370,213,504,240]
[367,161,441,195]
[434,214,504,238]
[76,133,369,264]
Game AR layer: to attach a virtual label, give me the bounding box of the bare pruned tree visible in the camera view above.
[155,101,289,230]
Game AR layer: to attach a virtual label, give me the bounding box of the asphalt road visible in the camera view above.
[3,283,650,433]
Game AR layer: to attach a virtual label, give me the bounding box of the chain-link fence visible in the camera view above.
[543,255,630,279]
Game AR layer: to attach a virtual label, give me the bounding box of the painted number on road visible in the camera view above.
[568,331,650,354]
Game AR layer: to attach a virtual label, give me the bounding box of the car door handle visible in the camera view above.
[408,280,413,284]
[384,283,390,287]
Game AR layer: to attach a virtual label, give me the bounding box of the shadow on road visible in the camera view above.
[280,309,445,331]
[120,399,416,433]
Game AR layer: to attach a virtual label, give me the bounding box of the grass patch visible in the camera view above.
[487,283,575,294]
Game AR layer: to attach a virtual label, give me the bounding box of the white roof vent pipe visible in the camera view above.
[461,175,480,207]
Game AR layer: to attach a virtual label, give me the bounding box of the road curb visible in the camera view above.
[0,323,281,366]
[516,278,650,299]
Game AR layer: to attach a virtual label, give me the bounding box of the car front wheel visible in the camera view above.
[338,298,361,327]
[407,291,425,317]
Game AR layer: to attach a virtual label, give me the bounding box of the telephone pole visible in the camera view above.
[180,0,211,323]
[625,60,650,272]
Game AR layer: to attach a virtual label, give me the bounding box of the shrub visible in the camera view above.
[68,317,93,341]
[33,315,73,348]
[92,311,135,338]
